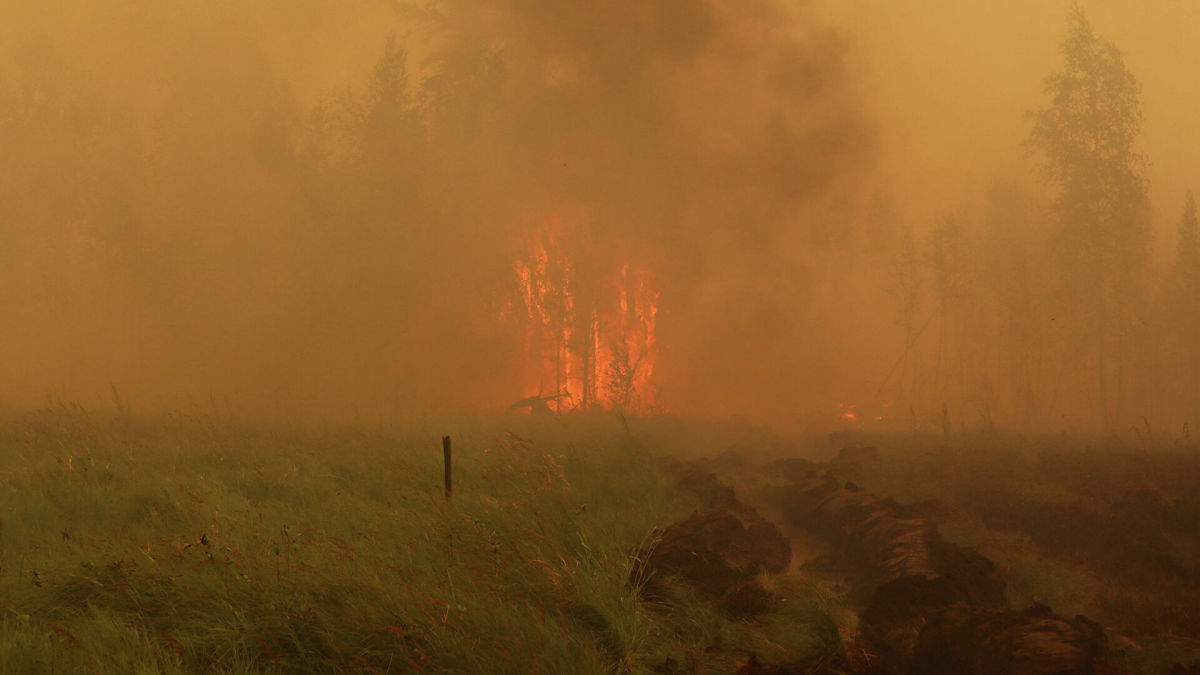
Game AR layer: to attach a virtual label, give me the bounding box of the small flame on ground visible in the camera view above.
[837,402,896,427]
[838,403,859,422]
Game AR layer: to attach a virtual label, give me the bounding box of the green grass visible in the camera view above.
[9,410,1197,673]
[0,408,841,673]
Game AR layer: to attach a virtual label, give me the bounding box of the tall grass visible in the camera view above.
[0,408,838,673]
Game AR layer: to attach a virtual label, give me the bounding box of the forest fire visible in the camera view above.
[9,2,1200,672]
[512,215,660,414]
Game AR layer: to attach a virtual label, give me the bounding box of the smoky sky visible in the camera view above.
[18,1,1195,431]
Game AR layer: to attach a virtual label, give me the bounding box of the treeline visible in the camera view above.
[0,1,875,420]
[0,17,526,414]
[0,3,1195,431]
[867,8,1200,434]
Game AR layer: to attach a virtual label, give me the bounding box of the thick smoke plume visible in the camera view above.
[0,0,880,423]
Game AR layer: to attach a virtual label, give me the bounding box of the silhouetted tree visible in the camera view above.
[980,180,1048,426]
[1029,6,1151,426]
[924,216,994,430]
[1161,193,1200,421]
[924,218,965,409]
[886,218,923,407]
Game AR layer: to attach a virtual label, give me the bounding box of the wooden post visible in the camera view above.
[942,402,950,449]
[442,435,452,500]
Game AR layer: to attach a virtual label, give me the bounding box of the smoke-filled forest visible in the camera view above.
[3,0,1194,433]
[3,1,1200,673]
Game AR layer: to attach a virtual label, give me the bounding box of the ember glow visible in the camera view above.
[512,215,660,413]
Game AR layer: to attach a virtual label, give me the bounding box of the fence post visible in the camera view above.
[442,435,452,500]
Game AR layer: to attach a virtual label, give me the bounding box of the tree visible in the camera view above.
[1028,5,1151,427]
[886,218,922,407]
[980,180,1048,427]
[924,217,969,411]
[1161,193,1200,422]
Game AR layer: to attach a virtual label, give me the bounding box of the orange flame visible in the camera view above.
[512,214,659,413]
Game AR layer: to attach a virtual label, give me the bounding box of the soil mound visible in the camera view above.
[775,474,980,592]
[635,460,791,615]
[774,472,1123,673]
[912,603,1113,675]
[634,509,789,603]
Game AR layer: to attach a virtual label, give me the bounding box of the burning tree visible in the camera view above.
[511,215,660,414]
[603,264,659,412]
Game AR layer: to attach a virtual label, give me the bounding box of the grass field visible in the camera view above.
[3,408,1199,674]
[0,408,840,674]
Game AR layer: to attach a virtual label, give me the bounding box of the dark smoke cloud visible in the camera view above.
[0,0,880,423]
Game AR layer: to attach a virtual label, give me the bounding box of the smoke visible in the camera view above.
[0,0,880,423]
[413,0,879,420]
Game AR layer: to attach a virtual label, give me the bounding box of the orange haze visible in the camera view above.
[1,1,1198,432]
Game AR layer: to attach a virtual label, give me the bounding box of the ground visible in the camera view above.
[0,408,1196,673]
